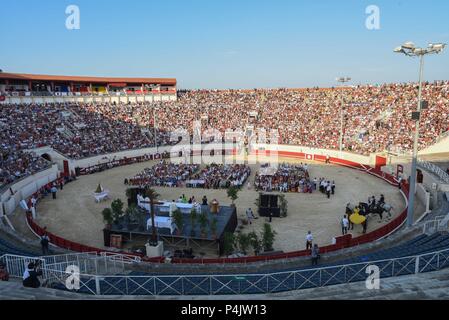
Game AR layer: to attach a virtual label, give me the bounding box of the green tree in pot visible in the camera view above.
[172,209,184,236]
[227,186,239,207]
[248,231,262,256]
[223,232,236,256]
[125,204,140,229]
[261,223,277,252]
[111,199,124,228]
[144,187,160,246]
[102,208,113,229]
[198,213,209,238]
[189,208,198,237]
[236,233,250,255]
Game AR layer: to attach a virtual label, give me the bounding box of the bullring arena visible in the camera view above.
[22,155,406,256]
[1,72,448,300]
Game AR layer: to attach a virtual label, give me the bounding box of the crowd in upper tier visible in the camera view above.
[1,81,448,189]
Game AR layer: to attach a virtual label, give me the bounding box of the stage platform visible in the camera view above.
[105,205,237,255]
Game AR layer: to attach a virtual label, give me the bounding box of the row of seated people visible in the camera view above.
[254,163,312,192]
[1,81,448,189]
[128,161,250,189]
[128,160,199,187]
[186,163,251,189]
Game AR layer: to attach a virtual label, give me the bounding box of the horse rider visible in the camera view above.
[379,194,385,206]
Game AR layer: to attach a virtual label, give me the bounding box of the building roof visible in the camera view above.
[0,72,177,86]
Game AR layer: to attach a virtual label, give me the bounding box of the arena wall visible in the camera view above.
[19,145,410,264]
[0,164,59,217]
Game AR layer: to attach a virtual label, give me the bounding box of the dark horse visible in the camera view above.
[361,202,393,221]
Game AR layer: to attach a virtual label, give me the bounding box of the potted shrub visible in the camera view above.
[125,204,140,229]
[198,213,209,238]
[261,223,277,252]
[227,186,239,207]
[144,187,160,246]
[223,232,235,256]
[111,199,124,229]
[237,233,250,255]
[248,231,262,255]
[190,208,198,237]
[102,208,113,229]
[172,209,184,236]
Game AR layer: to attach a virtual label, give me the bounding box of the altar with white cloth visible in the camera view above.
[93,190,110,203]
[146,217,175,234]
[137,195,201,214]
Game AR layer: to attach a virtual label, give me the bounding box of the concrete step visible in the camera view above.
[2,268,449,300]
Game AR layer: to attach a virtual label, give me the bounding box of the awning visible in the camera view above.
[108,83,127,87]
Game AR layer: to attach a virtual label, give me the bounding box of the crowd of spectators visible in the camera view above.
[254,163,312,192]
[0,149,49,189]
[129,161,250,189]
[128,160,199,187]
[1,80,448,189]
[187,163,251,189]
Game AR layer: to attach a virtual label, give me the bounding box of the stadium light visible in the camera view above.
[336,77,352,154]
[394,41,446,227]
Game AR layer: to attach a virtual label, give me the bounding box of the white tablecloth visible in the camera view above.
[93,191,109,203]
[146,217,175,234]
[138,195,199,214]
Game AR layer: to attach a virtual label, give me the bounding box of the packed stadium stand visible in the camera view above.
[1,75,449,298]
[1,81,449,189]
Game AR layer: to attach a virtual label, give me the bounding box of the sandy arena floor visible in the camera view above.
[32,156,405,255]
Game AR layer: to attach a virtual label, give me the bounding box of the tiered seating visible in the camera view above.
[0,232,39,257]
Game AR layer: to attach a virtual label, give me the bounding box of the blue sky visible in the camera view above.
[1,0,448,89]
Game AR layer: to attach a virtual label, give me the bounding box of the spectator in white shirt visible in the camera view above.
[341,215,349,235]
[306,231,313,250]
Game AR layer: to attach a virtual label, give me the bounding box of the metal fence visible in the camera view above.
[418,160,449,184]
[423,215,449,234]
[7,247,446,296]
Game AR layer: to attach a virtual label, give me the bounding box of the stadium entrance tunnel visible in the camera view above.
[41,153,52,162]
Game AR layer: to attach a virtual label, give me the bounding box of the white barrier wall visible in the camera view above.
[416,184,431,215]
[256,144,372,165]
[0,165,59,217]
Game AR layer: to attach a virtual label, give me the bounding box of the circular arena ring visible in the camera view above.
[24,148,409,265]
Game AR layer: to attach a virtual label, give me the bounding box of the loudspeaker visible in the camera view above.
[260,194,270,207]
[270,195,278,208]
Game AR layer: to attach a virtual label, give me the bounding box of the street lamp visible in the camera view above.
[336,77,352,153]
[394,41,446,227]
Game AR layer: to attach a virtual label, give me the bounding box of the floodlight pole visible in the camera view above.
[153,106,158,152]
[336,77,351,154]
[406,54,425,227]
